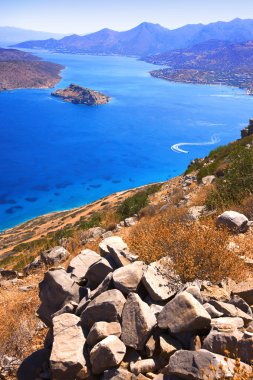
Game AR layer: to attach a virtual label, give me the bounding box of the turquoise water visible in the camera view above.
[1,52,253,230]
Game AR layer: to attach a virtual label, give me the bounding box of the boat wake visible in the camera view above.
[171,135,220,154]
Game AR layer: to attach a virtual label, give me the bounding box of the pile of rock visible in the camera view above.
[17,236,253,380]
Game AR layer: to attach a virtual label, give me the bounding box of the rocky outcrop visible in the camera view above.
[216,211,250,232]
[52,84,110,105]
[17,236,253,379]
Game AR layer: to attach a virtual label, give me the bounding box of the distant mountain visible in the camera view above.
[0,27,64,45]
[13,18,253,57]
[145,39,253,71]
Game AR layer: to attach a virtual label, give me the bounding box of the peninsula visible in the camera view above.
[51,83,111,105]
[0,48,64,91]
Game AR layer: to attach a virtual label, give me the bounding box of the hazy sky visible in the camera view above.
[1,0,253,34]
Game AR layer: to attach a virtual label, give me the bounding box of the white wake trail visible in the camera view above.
[171,135,220,154]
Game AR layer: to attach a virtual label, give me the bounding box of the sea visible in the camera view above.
[1,52,253,230]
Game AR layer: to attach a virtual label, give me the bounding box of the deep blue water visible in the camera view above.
[1,52,253,230]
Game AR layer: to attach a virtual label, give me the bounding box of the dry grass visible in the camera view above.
[125,207,248,283]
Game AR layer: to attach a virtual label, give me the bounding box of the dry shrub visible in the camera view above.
[101,210,120,229]
[190,185,211,206]
[235,195,253,220]
[125,208,246,283]
[0,286,41,360]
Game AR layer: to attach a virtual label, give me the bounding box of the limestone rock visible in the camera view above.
[50,313,86,380]
[37,269,81,326]
[121,293,156,350]
[99,236,128,257]
[203,303,223,318]
[216,211,249,232]
[113,261,145,294]
[67,249,101,282]
[203,328,243,357]
[90,335,126,374]
[142,259,181,302]
[232,279,253,305]
[211,317,244,330]
[209,300,252,324]
[130,359,157,375]
[87,321,121,347]
[100,236,138,267]
[201,283,230,303]
[158,291,211,333]
[230,294,252,316]
[102,368,133,379]
[85,257,113,289]
[41,246,69,266]
[185,285,203,304]
[159,334,182,363]
[202,175,216,185]
[17,349,51,380]
[81,289,126,330]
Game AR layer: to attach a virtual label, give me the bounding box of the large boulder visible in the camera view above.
[121,293,156,350]
[87,321,122,347]
[158,291,211,333]
[50,313,86,380]
[232,279,253,305]
[113,261,145,294]
[41,246,69,266]
[209,300,252,324]
[37,269,81,326]
[81,289,126,330]
[216,211,249,232]
[90,335,126,374]
[99,236,128,256]
[165,349,251,379]
[142,259,181,302]
[85,257,113,289]
[67,249,101,282]
[99,236,138,267]
[17,349,51,380]
[203,328,243,358]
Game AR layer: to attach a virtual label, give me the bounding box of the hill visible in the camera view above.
[13,18,253,57]
[0,26,64,45]
[0,48,64,90]
[146,40,253,92]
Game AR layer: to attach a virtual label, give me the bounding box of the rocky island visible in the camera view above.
[0,48,64,90]
[51,84,111,105]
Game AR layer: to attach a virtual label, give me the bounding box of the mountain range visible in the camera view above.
[13,18,253,57]
[0,27,64,45]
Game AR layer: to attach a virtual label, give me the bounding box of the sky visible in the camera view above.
[1,0,253,35]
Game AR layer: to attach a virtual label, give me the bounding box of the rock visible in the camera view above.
[102,368,133,380]
[130,359,157,375]
[142,259,181,302]
[203,303,223,318]
[124,217,137,227]
[203,328,243,356]
[41,246,69,266]
[159,334,182,363]
[165,349,251,379]
[0,269,17,280]
[201,283,230,303]
[52,301,78,318]
[90,335,126,374]
[150,303,164,317]
[17,349,51,380]
[23,255,42,274]
[87,321,121,347]
[158,291,211,333]
[232,279,253,305]
[188,206,206,221]
[209,300,252,324]
[37,269,81,326]
[85,257,113,289]
[99,236,128,257]
[145,334,158,357]
[81,289,126,330]
[113,261,145,294]
[202,175,216,185]
[50,313,86,380]
[1,355,21,378]
[89,272,113,300]
[121,293,156,350]
[185,285,203,304]
[190,335,202,351]
[67,249,101,282]
[99,236,138,267]
[211,317,244,330]
[216,211,249,232]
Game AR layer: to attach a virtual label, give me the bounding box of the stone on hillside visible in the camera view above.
[100,236,138,267]
[50,313,86,380]
[142,259,181,302]
[102,368,133,380]
[17,349,51,380]
[37,269,81,326]
[99,236,128,257]
[185,285,203,304]
[232,279,253,305]
[41,246,69,266]
[85,257,113,289]
[130,359,157,376]
[81,289,126,330]
[87,321,121,347]
[211,317,244,330]
[209,300,252,324]
[67,249,101,282]
[165,349,251,379]
[202,175,216,185]
[113,261,145,294]
[159,334,182,363]
[89,272,113,300]
[203,303,223,318]
[52,301,78,318]
[0,269,18,280]
[216,211,249,232]
[121,293,156,350]
[201,283,230,303]
[188,206,206,221]
[158,291,211,333]
[203,328,243,357]
[90,335,126,374]
[124,217,137,227]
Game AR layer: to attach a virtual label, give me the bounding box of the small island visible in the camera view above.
[51,84,111,105]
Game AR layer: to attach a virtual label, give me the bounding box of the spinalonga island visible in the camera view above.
[51,83,111,105]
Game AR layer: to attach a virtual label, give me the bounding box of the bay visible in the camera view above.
[0,52,253,230]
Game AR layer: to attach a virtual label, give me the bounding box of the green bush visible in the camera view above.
[77,212,102,230]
